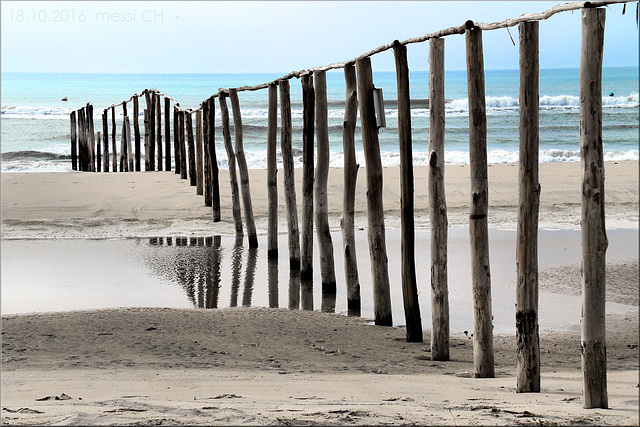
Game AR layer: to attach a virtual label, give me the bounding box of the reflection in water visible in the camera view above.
[301,278,313,311]
[268,258,278,308]
[288,268,300,310]
[230,237,243,308]
[243,247,258,307]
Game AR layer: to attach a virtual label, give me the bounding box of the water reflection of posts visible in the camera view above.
[230,237,243,308]
[288,268,301,310]
[243,247,258,307]
[268,258,278,308]
[205,236,221,309]
[301,277,313,311]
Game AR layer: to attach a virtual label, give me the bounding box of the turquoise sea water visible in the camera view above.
[1,67,638,171]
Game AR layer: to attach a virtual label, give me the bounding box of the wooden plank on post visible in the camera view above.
[102,110,109,172]
[173,107,180,175]
[516,20,541,393]
[96,131,101,172]
[279,79,301,270]
[356,57,393,327]
[156,93,163,171]
[219,92,244,237]
[393,40,423,342]
[301,74,315,280]
[267,83,279,259]
[165,97,171,171]
[111,107,117,173]
[203,100,212,206]
[428,36,450,361]
[580,6,608,410]
[195,110,204,195]
[466,23,495,378]
[133,96,141,171]
[70,111,77,171]
[342,62,361,317]
[143,109,150,172]
[179,110,187,180]
[314,70,337,313]
[186,111,196,186]
[208,97,221,220]
[229,88,258,248]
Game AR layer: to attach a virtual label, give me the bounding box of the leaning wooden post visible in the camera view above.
[179,110,188,180]
[155,92,163,171]
[301,73,315,281]
[186,111,197,186]
[195,110,204,195]
[279,79,301,270]
[96,131,102,172]
[428,37,450,361]
[516,20,541,393]
[314,70,337,310]
[87,103,95,172]
[111,107,117,173]
[70,111,77,171]
[342,63,361,317]
[133,95,141,171]
[580,6,608,410]
[173,107,180,175]
[203,100,213,205]
[356,57,393,327]
[143,109,150,172]
[219,92,244,237]
[102,110,109,172]
[164,97,171,171]
[466,22,495,378]
[394,40,423,342]
[267,83,279,259]
[208,97,221,221]
[229,88,259,248]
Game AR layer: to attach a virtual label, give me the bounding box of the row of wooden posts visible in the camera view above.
[70,3,616,409]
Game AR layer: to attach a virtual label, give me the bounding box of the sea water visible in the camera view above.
[1,68,638,172]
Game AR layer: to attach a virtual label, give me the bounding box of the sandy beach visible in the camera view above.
[2,160,639,425]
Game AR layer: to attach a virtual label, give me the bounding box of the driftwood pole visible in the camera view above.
[148,91,156,171]
[102,110,109,172]
[341,63,361,317]
[219,92,244,237]
[179,110,187,180]
[70,111,77,171]
[156,92,163,171]
[208,98,221,221]
[121,103,128,172]
[301,73,315,281]
[314,70,337,312]
[87,104,95,172]
[267,83,279,259]
[394,40,423,342]
[125,116,133,172]
[173,107,180,175]
[428,36,450,361]
[356,57,393,327]
[280,79,301,270]
[466,23,495,378]
[111,107,117,173]
[229,88,259,248]
[516,20,541,393]
[580,6,608,410]
[143,109,150,172]
[203,100,212,205]
[133,96,141,171]
[186,111,197,186]
[195,110,204,195]
[164,97,171,171]
[77,108,85,171]
[96,131,101,172]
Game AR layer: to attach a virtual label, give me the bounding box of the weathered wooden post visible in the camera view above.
[111,107,117,172]
[77,108,86,171]
[394,40,423,342]
[186,111,197,186]
[580,6,608,410]
[96,131,102,172]
[120,113,128,172]
[356,57,393,326]
[102,110,109,172]
[466,22,495,378]
[126,113,134,173]
[267,83,279,259]
[133,95,141,171]
[143,109,150,171]
[164,97,171,171]
[203,100,212,205]
[195,110,204,195]
[207,97,221,221]
[314,70,337,312]
[516,20,541,393]
[179,110,187,180]
[87,103,95,172]
[342,63,361,317]
[173,107,180,175]
[70,111,77,171]
[301,73,315,281]
[280,79,301,270]
[219,91,244,237]
[229,88,258,248]
[148,90,156,171]
[155,92,163,171]
[428,37,450,361]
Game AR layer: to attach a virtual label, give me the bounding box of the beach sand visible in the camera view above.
[1,160,639,425]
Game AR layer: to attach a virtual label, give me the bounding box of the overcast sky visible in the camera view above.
[1,1,638,73]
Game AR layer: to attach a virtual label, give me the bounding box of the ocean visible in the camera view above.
[1,67,638,172]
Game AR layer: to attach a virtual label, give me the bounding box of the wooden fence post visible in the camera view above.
[267,83,279,259]
[229,88,259,248]
[70,111,77,171]
[580,6,608,410]
[219,92,244,237]
[179,110,187,180]
[143,109,150,172]
[394,40,423,342]
[314,70,337,312]
[87,103,95,172]
[111,107,117,173]
[342,62,361,317]
[173,107,180,175]
[149,91,156,171]
[208,97,221,221]
[186,111,196,186]
[102,110,109,172]
[196,110,204,195]
[156,92,163,171]
[428,36,450,361]
[96,131,101,172]
[203,100,212,205]
[120,113,128,172]
[280,79,301,270]
[133,96,141,171]
[126,116,133,172]
[466,23,495,378]
[165,97,171,171]
[356,57,393,327]
[516,20,541,393]
[77,108,86,171]
[301,73,315,281]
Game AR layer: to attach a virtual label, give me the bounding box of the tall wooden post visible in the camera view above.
[195,110,204,195]
[87,104,95,172]
[580,6,608,410]
[229,88,258,248]
[356,57,393,327]
[219,92,244,237]
[394,41,423,342]
[208,97,221,221]
[102,110,109,172]
[173,107,180,175]
[164,97,171,171]
[120,113,127,172]
[267,83,279,259]
[111,107,117,173]
[156,93,163,171]
[516,20,541,393]
[179,110,187,180]
[133,96,141,171]
[342,63,361,317]
[143,109,150,172]
[148,91,156,171]
[428,37,450,361]
[280,79,301,270]
[126,116,133,172]
[314,70,337,312]
[96,131,102,172]
[78,108,86,171]
[70,111,77,171]
[203,100,212,205]
[466,23,495,378]
[186,111,197,186]
[301,73,315,281]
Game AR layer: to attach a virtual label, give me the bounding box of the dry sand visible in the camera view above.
[1,161,639,425]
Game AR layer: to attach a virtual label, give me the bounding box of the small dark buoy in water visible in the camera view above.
[609,92,614,97]
[61,96,68,101]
